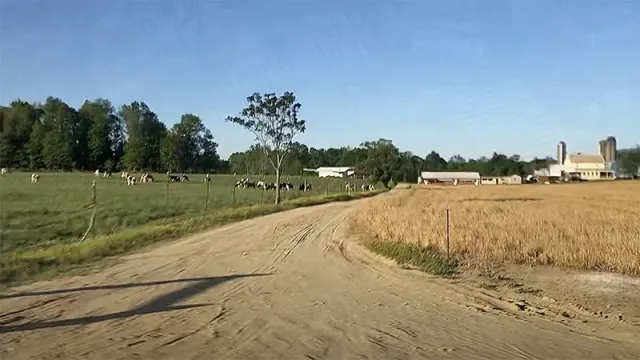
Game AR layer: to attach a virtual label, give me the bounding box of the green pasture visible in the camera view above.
[0,172,375,253]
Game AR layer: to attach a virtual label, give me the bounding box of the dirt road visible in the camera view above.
[2,198,639,359]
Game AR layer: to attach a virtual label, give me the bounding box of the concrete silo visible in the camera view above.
[557,141,567,165]
[599,140,607,161]
[606,136,617,163]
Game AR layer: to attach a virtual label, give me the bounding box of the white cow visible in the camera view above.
[94,169,101,176]
[31,173,40,183]
[0,167,7,176]
[121,172,129,179]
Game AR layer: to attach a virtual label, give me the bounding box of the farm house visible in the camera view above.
[419,171,480,185]
[481,174,523,185]
[303,167,356,178]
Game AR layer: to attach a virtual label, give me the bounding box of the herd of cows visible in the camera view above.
[1,167,377,192]
[234,177,375,192]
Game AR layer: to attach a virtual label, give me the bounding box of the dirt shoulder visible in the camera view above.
[1,198,639,359]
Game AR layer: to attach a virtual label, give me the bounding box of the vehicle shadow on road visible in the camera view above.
[0,273,271,334]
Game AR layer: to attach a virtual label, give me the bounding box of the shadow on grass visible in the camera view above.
[0,273,271,333]
[365,241,458,276]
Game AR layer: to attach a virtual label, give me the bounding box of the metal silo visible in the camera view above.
[607,136,617,163]
[557,141,567,165]
[599,140,607,161]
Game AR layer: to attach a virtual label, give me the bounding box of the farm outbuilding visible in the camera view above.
[304,167,355,178]
[420,171,480,185]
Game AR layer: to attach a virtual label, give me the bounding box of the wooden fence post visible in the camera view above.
[79,180,97,243]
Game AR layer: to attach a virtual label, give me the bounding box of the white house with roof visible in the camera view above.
[562,153,615,180]
[304,167,356,178]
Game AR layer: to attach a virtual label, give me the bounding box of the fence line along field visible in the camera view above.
[0,172,377,254]
[351,182,640,276]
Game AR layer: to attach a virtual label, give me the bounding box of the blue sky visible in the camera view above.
[1,0,638,160]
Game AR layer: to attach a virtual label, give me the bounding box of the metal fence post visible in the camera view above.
[446,203,450,259]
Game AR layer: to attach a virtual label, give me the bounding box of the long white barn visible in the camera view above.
[304,167,356,178]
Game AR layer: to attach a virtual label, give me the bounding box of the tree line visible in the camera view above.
[0,97,220,173]
[2,96,638,185]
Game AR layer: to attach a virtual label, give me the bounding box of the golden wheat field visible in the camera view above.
[352,182,640,276]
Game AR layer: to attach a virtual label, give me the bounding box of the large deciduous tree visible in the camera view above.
[226,92,306,205]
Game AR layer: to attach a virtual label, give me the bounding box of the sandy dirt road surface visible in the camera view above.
[1,197,640,359]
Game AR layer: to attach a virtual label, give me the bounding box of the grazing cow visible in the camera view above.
[31,173,40,183]
[299,182,312,192]
[179,174,189,182]
[279,183,293,191]
[127,175,137,185]
[141,173,154,183]
[1,167,7,176]
[94,169,101,176]
[265,182,277,190]
[203,174,211,183]
[121,172,129,179]
[103,171,111,177]
[361,184,375,191]
[256,180,266,189]
[345,183,355,191]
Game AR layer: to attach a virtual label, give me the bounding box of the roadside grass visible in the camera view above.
[365,240,458,276]
[1,189,386,283]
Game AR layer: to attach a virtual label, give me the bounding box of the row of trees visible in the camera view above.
[2,95,639,189]
[0,98,220,173]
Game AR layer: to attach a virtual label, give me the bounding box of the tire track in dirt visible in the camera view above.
[1,198,639,359]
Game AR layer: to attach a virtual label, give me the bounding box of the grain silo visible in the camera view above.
[557,141,567,165]
[606,136,617,163]
[599,140,607,161]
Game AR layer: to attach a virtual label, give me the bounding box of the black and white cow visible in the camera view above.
[140,173,154,183]
[299,182,312,192]
[345,183,355,191]
[203,174,212,183]
[31,173,40,183]
[361,184,375,191]
[279,183,293,191]
[127,175,137,185]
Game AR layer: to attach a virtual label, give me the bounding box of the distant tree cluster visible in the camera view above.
[0,97,220,173]
[2,94,638,188]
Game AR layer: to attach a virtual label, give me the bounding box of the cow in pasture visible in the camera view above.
[203,174,211,183]
[140,173,154,183]
[127,175,136,185]
[94,169,101,176]
[1,167,7,176]
[121,172,129,179]
[280,183,293,191]
[299,182,312,192]
[103,171,111,177]
[256,180,266,189]
[179,174,189,182]
[31,173,40,183]
[361,184,375,191]
[345,183,355,191]
[265,182,277,190]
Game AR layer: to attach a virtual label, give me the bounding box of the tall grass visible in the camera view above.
[351,182,640,276]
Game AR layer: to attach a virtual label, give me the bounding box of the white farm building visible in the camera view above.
[304,167,356,178]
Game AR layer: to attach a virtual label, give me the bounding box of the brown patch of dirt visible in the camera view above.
[1,200,639,359]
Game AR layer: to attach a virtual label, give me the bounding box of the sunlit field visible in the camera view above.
[352,182,640,276]
[0,172,374,253]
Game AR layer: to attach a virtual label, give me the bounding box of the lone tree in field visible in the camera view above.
[226,92,306,205]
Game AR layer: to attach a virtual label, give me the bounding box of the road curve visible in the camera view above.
[1,199,639,359]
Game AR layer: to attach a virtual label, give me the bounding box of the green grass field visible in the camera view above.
[0,172,376,253]
[0,171,384,283]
